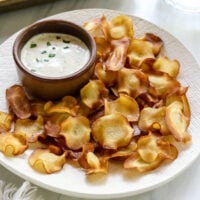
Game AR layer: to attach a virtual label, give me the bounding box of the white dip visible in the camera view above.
[21,33,90,77]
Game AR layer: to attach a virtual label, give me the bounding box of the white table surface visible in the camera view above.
[0,0,200,200]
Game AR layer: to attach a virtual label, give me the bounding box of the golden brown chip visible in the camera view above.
[105,38,130,71]
[127,39,155,67]
[30,99,45,117]
[95,38,111,60]
[141,33,163,56]
[80,79,108,109]
[117,67,149,98]
[84,15,110,40]
[44,120,61,138]
[44,96,79,116]
[104,93,140,122]
[106,140,137,160]
[0,132,27,157]
[92,113,133,150]
[110,15,134,39]
[124,152,165,172]
[60,115,91,150]
[153,56,180,77]
[165,101,191,143]
[14,115,44,143]
[148,72,180,97]
[86,152,108,175]
[28,149,66,174]
[78,143,95,168]
[94,62,118,87]
[0,111,13,133]
[166,93,191,118]
[138,106,170,135]
[137,132,178,163]
[6,85,32,119]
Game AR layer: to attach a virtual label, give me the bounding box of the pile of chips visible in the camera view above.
[0,15,191,175]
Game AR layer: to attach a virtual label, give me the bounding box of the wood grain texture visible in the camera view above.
[0,0,57,13]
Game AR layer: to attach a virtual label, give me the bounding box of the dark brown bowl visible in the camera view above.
[13,19,96,100]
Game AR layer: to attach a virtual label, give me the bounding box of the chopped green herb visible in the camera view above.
[49,53,56,58]
[47,41,51,46]
[43,59,49,62]
[30,43,37,48]
[52,47,56,50]
[56,36,61,39]
[63,46,69,49]
[63,39,70,44]
[41,50,47,54]
[36,58,40,62]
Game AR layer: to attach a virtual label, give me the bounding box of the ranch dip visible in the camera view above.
[21,33,90,77]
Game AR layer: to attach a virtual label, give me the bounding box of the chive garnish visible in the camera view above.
[63,39,70,43]
[52,47,56,50]
[47,41,51,46]
[63,46,69,49]
[30,43,37,48]
[56,36,61,39]
[49,53,56,58]
[44,59,49,62]
[36,58,40,62]
[41,50,47,54]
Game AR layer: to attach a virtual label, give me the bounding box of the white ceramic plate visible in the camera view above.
[0,9,200,199]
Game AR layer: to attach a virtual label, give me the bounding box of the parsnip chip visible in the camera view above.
[95,38,111,60]
[137,132,178,163]
[80,80,108,109]
[106,38,130,71]
[60,115,91,150]
[0,111,13,133]
[78,142,108,174]
[110,15,134,39]
[84,15,110,40]
[48,113,69,126]
[148,73,180,97]
[166,93,191,118]
[107,140,137,160]
[141,33,163,56]
[14,115,44,143]
[0,132,27,157]
[138,107,170,135]
[104,93,140,122]
[78,143,95,168]
[92,113,133,150]
[44,120,61,138]
[124,152,165,172]
[86,152,108,175]
[44,96,79,116]
[127,39,155,67]
[94,62,117,87]
[153,56,180,77]
[29,149,66,174]
[6,85,32,119]
[31,100,45,117]
[117,67,149,98]
[165,101,191,143]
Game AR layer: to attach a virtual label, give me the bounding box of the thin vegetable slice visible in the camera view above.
[6,85,32,119]
[29,148,66,174]
[92,113,133,150]
[60,115,91,150]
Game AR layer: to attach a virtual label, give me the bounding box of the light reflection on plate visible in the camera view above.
[0,9,200,199]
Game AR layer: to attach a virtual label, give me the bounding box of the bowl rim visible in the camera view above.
[12,19,96,82]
